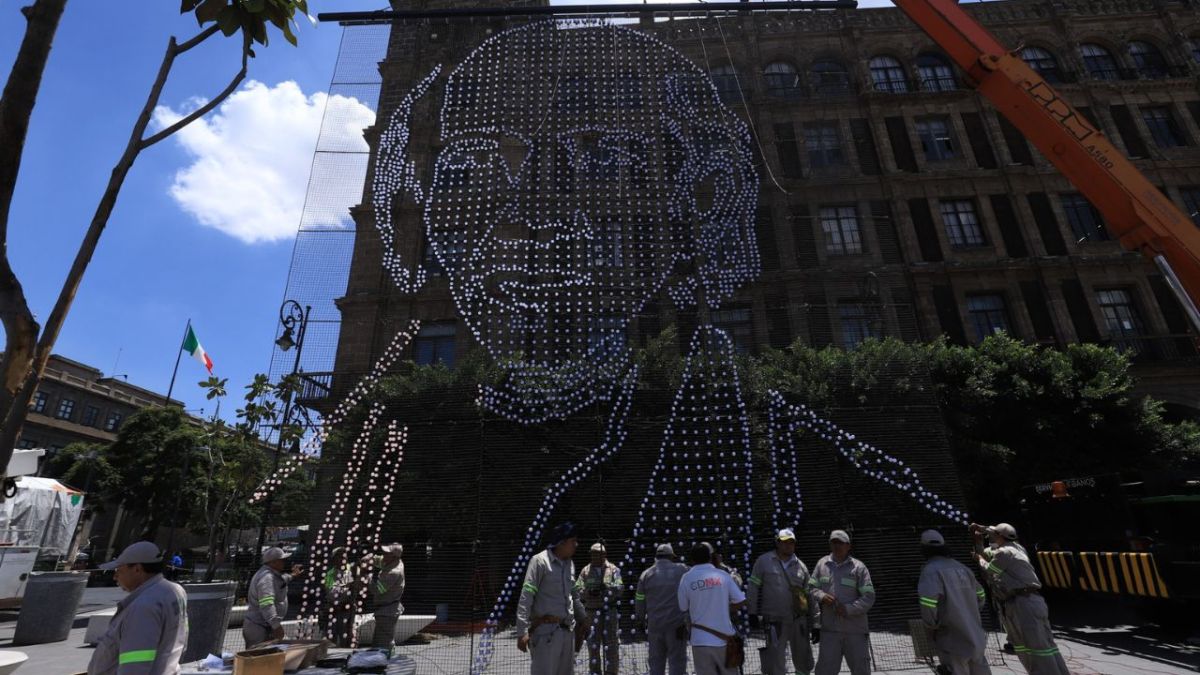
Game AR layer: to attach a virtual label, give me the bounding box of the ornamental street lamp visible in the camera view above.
[255,300,311,563]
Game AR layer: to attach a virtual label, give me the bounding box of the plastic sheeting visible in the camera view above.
[0,477,84,555]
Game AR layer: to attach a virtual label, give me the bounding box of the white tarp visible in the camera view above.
[0,476,84,556]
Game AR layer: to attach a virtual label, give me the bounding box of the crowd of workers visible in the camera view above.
[516,522,1069,675]
[80,519,1065,675]
[83,539,406,674]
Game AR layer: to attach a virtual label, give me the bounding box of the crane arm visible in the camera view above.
[894,0,1200,330]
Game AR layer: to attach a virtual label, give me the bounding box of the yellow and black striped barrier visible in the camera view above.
[1036,551,1074,590]
[1036,550,1170,598]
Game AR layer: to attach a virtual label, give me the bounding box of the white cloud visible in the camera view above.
[154,80,375,244]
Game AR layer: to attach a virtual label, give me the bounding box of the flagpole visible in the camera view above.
[165,319,191,406]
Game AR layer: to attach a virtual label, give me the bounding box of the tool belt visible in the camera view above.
[533,615,567,627]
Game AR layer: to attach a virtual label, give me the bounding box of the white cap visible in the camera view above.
[380,543,403,556]
[262,547,288,563]
[590,543,606,553]
[829,529,851,544]
[992,523,1018,540]
[100,541,162,570]
[656,544,674,557]
[920,530,945,547]
[776,528,796,542]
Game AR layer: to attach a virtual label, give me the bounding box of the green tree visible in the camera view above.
[0,0,311,491]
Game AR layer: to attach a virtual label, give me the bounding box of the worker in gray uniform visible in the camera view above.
[577,542,623,675]
[808,529,875,675]
[516,522,590,675]
[244,546,303,648]
[635,543,689,675]
[748,528,815,675]
[369,543,406,650]
[916,530,991,675]
[88,541,187,675]
[976,523,1069,675]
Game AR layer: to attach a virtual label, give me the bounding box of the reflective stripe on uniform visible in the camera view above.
[258,596,275,606]
[976,588,986,597]
[376,581,388,594]
[522,582,538,595]
[1031,647,1061,656]
[748,575,762,586]
[119,650,157,664]
[859,584,874,593]
[918,596,938,608]
[635,592,646,601]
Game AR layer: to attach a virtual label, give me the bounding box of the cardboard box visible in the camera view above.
[273,639,330,672]
[233,648,285,675]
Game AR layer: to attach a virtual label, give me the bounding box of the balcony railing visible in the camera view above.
[297,372,334,404]
[1100,334,1199,364]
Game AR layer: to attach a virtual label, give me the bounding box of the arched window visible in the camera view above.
[1128,41,1168,78]
[763,62,801,99]
[915,53,956,91]
[1019,46,1062,83]
[869,55,909,93]
[710,65,743,104]
[1080,43,1121,80]
[810,59,851,96]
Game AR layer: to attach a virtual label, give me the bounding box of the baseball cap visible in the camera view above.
[590,542,606,553]
[262,547,289,563]
[549,522,577,547]
[776,528,796,542]
[380,543,404,555]
[100,541,163,570]
[992,523,1018,540]
[920,530,945,547]
[829,529,851,544]
[656,543,675,557]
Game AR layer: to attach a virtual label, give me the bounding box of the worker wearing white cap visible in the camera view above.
[974,524,1068,674]
[808,529,874,675]
[369,543,406,649]
[917,530,991,674]
[748,528,815,675]
[635,543,689,675]
[243,546,304,648]
[87,541,187,675]
[576,542,623,675]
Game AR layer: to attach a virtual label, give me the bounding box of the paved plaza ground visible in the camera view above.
[0,589,1195,674]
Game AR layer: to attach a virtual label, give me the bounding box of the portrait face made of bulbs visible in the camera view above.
[382,21,760,372]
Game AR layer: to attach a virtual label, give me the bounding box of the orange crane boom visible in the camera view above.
[894,0,1200,330]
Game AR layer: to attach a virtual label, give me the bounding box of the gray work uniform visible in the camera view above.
[87,574,187,675]
[371,560,406,649]
[980,545,1069,675]
[749,552,815,675]
[517,548,588,675]
[808,555,875,675]
[244,566,292,648]
[636,559,688,675]
[577,561,622,675]
[918,556,991,675]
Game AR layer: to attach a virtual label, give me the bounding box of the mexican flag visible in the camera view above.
[182,325,214,374]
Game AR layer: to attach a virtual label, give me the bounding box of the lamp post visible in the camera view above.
[254,300,311,562]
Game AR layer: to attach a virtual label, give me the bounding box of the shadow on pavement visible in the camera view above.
[1048,594,1200,672]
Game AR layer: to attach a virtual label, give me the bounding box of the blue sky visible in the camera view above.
[1,0,893,421]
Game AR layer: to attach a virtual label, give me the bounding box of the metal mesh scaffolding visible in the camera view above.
[252,9,1017,674]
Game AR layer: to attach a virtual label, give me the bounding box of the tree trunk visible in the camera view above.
[0,0,68,480]
[0,23,239,484]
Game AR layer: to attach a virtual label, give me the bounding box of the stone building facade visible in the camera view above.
[323,0,1200,414]
[16,355,180,460]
